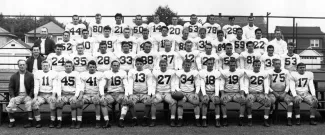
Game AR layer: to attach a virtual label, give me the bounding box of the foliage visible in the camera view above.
[146,5,185,25]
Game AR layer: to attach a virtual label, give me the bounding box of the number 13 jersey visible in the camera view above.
[128,69,153,94]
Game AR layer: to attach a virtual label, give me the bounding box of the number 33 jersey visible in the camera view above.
[80,72,105,95]
[128,69,153,94]
[57,71,82,96]
[34,70,58,93]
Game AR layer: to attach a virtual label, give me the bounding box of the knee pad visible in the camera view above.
[177,101,184,107]
[6,107,13,113]
[56,102,64,109]
[76,101,84,108]
[70,103,77,110]
[246,102,253,108]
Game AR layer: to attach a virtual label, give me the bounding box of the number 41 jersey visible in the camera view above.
[80,72,105,95]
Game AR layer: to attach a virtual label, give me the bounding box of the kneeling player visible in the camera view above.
[199,58,221,127]
[152,59,177,127]
[220,59,246,127]
[290,63,318,125]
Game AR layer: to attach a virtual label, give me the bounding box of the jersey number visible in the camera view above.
[86,77,97,86]
[157,75,171,84]
[272,73,285,82]
[298,78,308,87]
[61,76,75,86]
[180,75,194,84]
[42,76,49,86]
[98,56,110,65]
[250,76,264,85]
[135,73,146,82]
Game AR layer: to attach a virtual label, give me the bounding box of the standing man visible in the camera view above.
[26,46,45,73]
[203,14,221,40]
[33,27,56,57]
[89,13,105,38]
[184,14,202,39]
[168,16,183,39]
[6,59,34,128]
[131,15,148,39]
[112,13,129,38]
[65,15,86,41]
[148,15,166,38]
[269,29,288,55]
[223,17,241,40]
[242,16,258,39]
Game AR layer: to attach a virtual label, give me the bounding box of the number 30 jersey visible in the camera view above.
[34,70,58,93]
[128,69,153,95]
[176,70,200,93]
[103,70,128,93]
[93,52,118,72]
[46,53,72,72]
[268,69,290,92]
[152,69,177,93]
[57,71,81,97]
[290,71,315,96]
[244,70,269,94]
[219,69,245,93]
[80,72,105,95]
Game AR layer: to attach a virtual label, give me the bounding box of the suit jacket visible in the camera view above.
[33,37,56,55]
[8,71,34,98]
[26,55,45,73]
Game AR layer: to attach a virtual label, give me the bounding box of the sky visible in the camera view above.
[1,0,325,32]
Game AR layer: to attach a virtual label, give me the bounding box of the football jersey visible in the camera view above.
[222,24,241,40]
[178,50,201,70]
[148,22,166,38]
[65,23,86,41]
[70,53,93,72]
[57,71,81,96]
[136,37,155,53]
[116,36,138,54]
[128,69,153,94]
[219,52,240,70]
[220,69,245,93]
[260,54,280,71]
[80,72,105,95]
[199,69,221,95]
[93,52,118,72]
[281,53,301,72]
[248,38,269,55]
[198,52,220,70]
[136,51,159,70]
[193,36,214,52]
[245,70,269,93]
[152,69,177,93]
[212,39,230,54]
[153,35,175,52]
[290,71,315,96]
[56,40,78,55]
[176,70,200,93]
[115,52,136,72]
[174,36,196,51]
[203,23,221,39]
[104,70,128,93]
[95,35,118,52]
[168,25,183,38]
[76,37,97,54]
[131,23,148,39]
[183,22,202,39]
[268,69,290,92]
[156,51,180,70]
[242,25,258,39]
[46,53,72,72]
[239,51,261,70]
[88,21,105,38]
[34,70,58,93]
[111,23,129,38]
[229,36,247,54]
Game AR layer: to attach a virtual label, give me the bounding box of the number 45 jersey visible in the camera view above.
[57,71,82,97]
[34,70,58,93]
[80,72,105,95]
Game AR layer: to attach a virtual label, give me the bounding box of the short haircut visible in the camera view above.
[199,28,206,33]
[273,58,281,63]
[123,27,130,31]
[248,16,254,20]
[142,28,149,32]
[76,43,84,48]
[72,15,79,18]
[297,63,306,68]
[267,45,274,50]
[226,43,233,47]
[205,43,212,48]
[159,59,168,64]
[217,30,224,35]
[65,60,73,65]
[41,27,48,32]
[104,26,111,31]
[185,40,192,45]
[229,16,235,20]
[17,59,26,65]
[144,41,152,46]
[236,28,243,32]
[95,13,101,17]
[87,60,97,67]
[32,45,40,50]
[121,42,130,47]
[99,41,107,46]
[274,29,282,33]
[63,31,70,35]
[190,14,197,18]
[136,14,142,19]
[207,58,215,63]
[41,60,50,65]
[288,42,295,47]
[55,44,63,48]
[135,58,144,63]
[229,58,236,64]
[115,13,123,18]
[161,26,168,31]
[253,60,261,66]
[182,28,189,33]
[153,15,159,18]
[255,28,262,34]
[246,41,254,47]
[82,29,89,33]
[111,60,120,65]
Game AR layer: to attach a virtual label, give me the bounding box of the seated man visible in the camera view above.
[290,63,318,125]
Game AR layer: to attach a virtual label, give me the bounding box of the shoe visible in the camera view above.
[238,117,244,126]
[24,120,33,128]
[287,118,292,126]
[170,119,176,127]
[296,118,301,126]
[49,120,55,128]
[35,121,42,128]
[263,119,270,127]
[56,120,62,129]
[103,120,111,128]
[195,119,201,127]
[95,120,101,129]
[310,118,317,125]
[70,120,76,129]
[75,121,82,129]
[118,119,124,128]
[131,118,138,127]
[222,118,228,127]
[177,119,183,127]
[248,118,253,127]
[149,119,156,127]
[202,119,207,127]
[215,119,220,127]
[8,122,15,128]
[142,117,149,127]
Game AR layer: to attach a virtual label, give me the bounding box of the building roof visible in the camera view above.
[276,26,324,38]
[0,27,17,37]
[0,39,31,48]
[299,47,323,56]
[26,21,64,34]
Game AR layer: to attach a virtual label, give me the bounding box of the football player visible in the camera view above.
[267,59,293,126]
[70,44,93,73]
[56,60,83,129]
[56,31,77,55]
[148,15,166,38]
[115,42,136,72]
[220,59,246,126]
[154,26,175,52]
[281,42,300,72]
[136,41,158,70]
[116,27,138,54]
[290,63,318,125]
[245,60,271,127]
[240,41,261,70]
[155,40,180,70]
[229,28,246,54]
[213,30,230,55]
[175,28,195,51]
[152,59,178,127]
[77,29,97,54]
[32,61,58,128]
[175,59,201,127]
[65,15,86,41]
[131,15,148,39]
[219,43,240,70]
[80,60,106,128]
[193,28,214,52]
[199,58,221,127]
[222,17,241,40]
[136,28,155,52]
[248,28,269,55]
[89,13,105,38]
[184,14,202,39]
[269,29,288,55]
[93,42,118,73]
[168,16,183,38]
[95,25,118,53]
[242,16,258,39]
[203,14,221,39]
[260,45,280,71]
[178,40,201,70]
[46,44,72,72]
[198,43,220,70]
[112,13,128,38]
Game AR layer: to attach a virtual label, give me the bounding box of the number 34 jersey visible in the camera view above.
[57,71,82,97]
[176,70,200,93]
[128,69,153,95]
[80,72,105,95]
[34,70,58,93]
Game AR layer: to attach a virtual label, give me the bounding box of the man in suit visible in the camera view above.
[6,59,34,128]
[26,46,45,73]
[33,27,56,57]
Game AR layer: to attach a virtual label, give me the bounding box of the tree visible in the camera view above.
[146,5,185,25]
[37,16,64,28]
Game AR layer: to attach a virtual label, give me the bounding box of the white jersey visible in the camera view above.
[93,52,118,72]
[203,23,221,39]
[46,53,72,72]
[290,71,315,96]
[174,36,196,51]
[95,35,118,52]
[220,69,245,93]
[260,54,280,71]
[57,71,81,96]
[116,36,138,54]
[136,37,155,53]
[152,69,177,93]
[153,35,175,52]
[212,39,230,54]
[245,70,269,94]
[229,36,247,54]
[136,51,159,70]
[76,37,97,54]
[178,50,201,70]
[222,24,241,40]
[198,52,220,70]
[128,69,153,94]
[34,70,58,93]
[248,38,269,55]
[176,70,200,93]
[183,22,202,39]
[148,22,166,38]
[104,70,128,93]
[80,72,105,95]
[56,40,78,55]
[242,25,258,39]
[168,25,183,38]
[115,52,136,72]
[268,69,290,92]
[193,36,214,53]
[156,51,180,70]
[199,69,221,95]
[239,51,262,70]
[131,23,148,39]
[269,39,288,56]
[281,53,301,72]
[65,23,86,41]
[70,53,93,72]
[88,21,105,38]
[111,23,129,38]
[219,52,240,70]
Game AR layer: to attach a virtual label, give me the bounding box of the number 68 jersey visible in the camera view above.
[57,71,82,97]
[290,71,315,96]
[34,70,58,93]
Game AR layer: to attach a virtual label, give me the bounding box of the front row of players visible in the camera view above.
[6,56,318,128]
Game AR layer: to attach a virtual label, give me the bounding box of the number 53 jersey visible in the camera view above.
[57,71,82,97]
